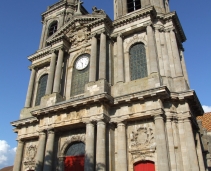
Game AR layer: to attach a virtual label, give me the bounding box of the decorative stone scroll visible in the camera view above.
[23,145,37,170]
[129,124,156,162]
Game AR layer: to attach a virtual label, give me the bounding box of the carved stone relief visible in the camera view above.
[128,120,156,163]
[66,25,90,47]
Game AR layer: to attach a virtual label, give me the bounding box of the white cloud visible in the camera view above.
[202,105,211,113]
[0,140,16,169]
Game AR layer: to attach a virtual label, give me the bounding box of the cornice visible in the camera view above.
[28,46,51,62]
[163,11,186,42]
[41,1,66,20]
[47,15,109,43]
[31,93,114,116]
[11,117,38,127]
[114,86,170,104]
[113,6,155,28]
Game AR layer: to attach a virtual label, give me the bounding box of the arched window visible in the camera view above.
[65,142,85,171]
[129,43,148,80]
[127,0,141,13]
[48,21,58,37]
[134,161,155,171]
[71,54,90,96]
[35,74,48,106]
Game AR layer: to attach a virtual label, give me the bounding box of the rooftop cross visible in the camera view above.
[75,0,83,15]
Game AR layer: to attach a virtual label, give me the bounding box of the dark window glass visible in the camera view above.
[71,54,90,96]
[66,142,85,156]
[127,0,141,13]
[48,21,58,37]
[130,43,148,80]
[35,74,48,106]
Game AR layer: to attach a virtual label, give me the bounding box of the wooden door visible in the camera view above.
[64,155,84,171]
[134,161,155,171]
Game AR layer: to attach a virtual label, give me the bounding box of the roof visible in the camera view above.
[197,112,211,131]
[0,166,13,171]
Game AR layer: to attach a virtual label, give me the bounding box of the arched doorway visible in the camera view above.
[134,161,155,171]
[64,142,85,171]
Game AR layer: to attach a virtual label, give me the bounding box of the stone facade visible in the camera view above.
[11,0,209,171]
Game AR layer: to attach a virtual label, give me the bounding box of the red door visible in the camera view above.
[134,161,155,171]
[65,155,85,171]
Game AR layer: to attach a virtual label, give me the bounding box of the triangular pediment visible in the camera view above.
[46,13,111,44]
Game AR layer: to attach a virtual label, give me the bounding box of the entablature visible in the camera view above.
[11,117,38,127]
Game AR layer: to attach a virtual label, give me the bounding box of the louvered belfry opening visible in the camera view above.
[127,0,141,13]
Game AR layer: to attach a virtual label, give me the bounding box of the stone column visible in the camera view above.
[53,49,64,93]
[170,30,183,77]
[154,115,169,171]
[117,34,124,83]
[117,122,127,171]
[35,131,46,171]
[178,119,189,171]
[160,31,171,77]
[58,157,65,171]
[43,130,55,171]
[13,140,24,171]
[25,68,36,108]
[85,122,95,171]
[39,22,46,49]
[180,49,190,86]
[166,117,177,170]
[99,32,106,80]
[196,132,206,171]
[183,118,200,171]
[89,35,97,82]
[96,120,106,171]
[46,52,57,95]
[147,25,159,74]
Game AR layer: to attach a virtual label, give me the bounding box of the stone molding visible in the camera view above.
[11,117,38,127]
[31,93,113,116]
[113,6,154,28]
[59,134,86,156]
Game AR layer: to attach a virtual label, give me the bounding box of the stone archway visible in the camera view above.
[64,142,85,171]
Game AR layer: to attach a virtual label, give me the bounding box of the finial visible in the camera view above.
[75,0,83,16]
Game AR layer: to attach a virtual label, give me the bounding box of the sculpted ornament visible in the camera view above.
[24,145,37,169]
[130,126,155,150]
[66,26,90,47]
[129,125,155,162]
[65,134,85,143]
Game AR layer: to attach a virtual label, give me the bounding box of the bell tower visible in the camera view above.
[114,0,170,19]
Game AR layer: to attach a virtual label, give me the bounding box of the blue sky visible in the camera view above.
[0,0,211,169]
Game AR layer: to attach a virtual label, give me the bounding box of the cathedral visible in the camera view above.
[11,0,210,171]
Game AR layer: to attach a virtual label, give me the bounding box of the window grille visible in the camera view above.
[35,74,48,106]
[48,21,58,37]
[129,43,148,80]
[71,54,90,96]
[127,0,141,13]
[66,142,85,156]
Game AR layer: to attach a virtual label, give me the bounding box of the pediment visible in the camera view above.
[46,14,111,45]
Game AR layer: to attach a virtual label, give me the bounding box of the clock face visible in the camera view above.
[75,55,89,70]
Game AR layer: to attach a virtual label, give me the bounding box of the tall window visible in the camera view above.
[129,43,148,80]
[48,21,58,37]
[71,54,90,96]
[127,0,141,13]
[35,74,48,106]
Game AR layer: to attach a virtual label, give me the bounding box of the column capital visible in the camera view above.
[154,114,164,120]
[17,139,24,144]
[46,128,55,134]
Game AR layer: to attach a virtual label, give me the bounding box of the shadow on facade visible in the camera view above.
[34,152,105,171]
